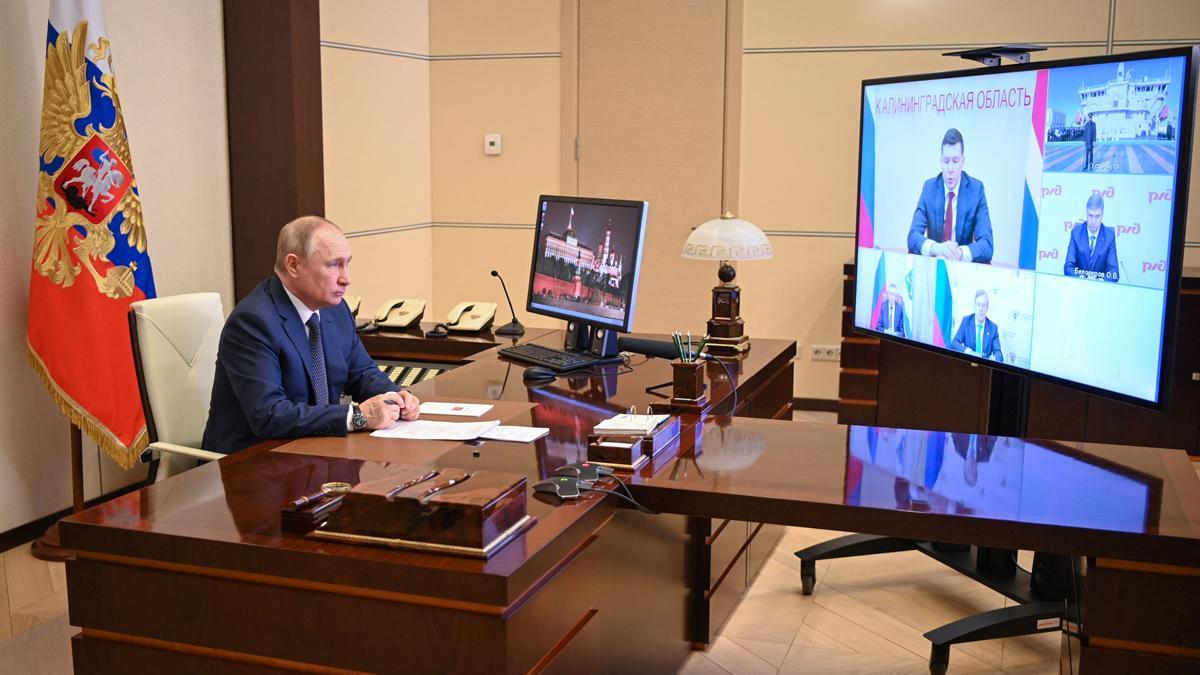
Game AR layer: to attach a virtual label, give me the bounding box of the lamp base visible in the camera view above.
[703,334,750,358]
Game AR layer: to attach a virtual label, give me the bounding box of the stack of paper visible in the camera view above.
[593,413,670,436]
[371,419,500,441]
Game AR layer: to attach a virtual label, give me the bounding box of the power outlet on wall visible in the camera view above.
[811,344,841,362]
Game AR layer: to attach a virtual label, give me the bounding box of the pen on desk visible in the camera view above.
[687,331,692,361]
[291,489,327,509]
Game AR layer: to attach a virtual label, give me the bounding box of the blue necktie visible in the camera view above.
[306,313,329,405]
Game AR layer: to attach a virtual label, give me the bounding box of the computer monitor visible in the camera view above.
[526,195,648,352]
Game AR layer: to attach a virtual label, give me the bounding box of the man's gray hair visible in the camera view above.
[274,216,340,274]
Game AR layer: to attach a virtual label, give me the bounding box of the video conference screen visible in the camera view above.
[853,48,1196,404]
[528,196,647,332]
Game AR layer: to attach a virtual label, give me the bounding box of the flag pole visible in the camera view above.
[30,422,84,562]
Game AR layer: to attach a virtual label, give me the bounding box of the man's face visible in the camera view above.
[286,226,352,310]
[974,294,989,323]
[940,142,964,190]
[888,286,899,305]
[1085,207,1103,233]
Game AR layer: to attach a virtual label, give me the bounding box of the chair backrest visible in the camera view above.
[129,292,223,454]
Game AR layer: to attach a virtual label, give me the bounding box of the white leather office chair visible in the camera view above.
[129,292,225,483]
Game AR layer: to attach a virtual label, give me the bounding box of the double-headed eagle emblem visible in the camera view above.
[34,21,146,299]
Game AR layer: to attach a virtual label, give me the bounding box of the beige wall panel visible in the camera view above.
[430,227,563,329]
[430,0,560,55]
[577,0,727,336]
[346,228,435,315]
[737,237,852,399]
[319,0,429,53]
[0,0,230,528]
[1112,0,1200,42]
[740,48,1104,235]
[323,48,432,230]
[430,59,561,223]
[744,0,1110,50]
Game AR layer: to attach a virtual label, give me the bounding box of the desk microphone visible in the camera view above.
[490,270,525,337]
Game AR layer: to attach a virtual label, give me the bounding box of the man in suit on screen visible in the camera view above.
[875,283,906,337]
[1063,194,1119,282]
[907,128,994,264]
[950,289,1004,362]
[202,216,420,454]
[1083,113,1097,171]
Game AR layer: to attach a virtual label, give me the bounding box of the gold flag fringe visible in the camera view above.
[26,340,147,471]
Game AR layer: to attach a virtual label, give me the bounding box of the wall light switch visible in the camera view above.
[484,133,502,155]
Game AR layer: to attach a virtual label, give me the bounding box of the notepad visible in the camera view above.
[592,413,670,436]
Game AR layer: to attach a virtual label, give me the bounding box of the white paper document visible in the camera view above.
[371,419,501,441]
[419,401,495,417]
[479,426,550,443]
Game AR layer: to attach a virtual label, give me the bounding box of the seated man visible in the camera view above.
[875,283,906,337]
[907,128,994,264]
[203,216,419,454]
[950,289,1004,363]
[1063,193,1119,282]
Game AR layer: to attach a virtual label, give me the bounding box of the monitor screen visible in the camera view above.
[853,48,1197,405]
[527,195,648,332]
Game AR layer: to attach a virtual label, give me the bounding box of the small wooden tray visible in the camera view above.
[587,416,681,468]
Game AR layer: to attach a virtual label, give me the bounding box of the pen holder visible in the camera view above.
[672,360,705,401]
[649,360,709,416]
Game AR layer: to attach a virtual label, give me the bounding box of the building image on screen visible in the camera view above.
[529,198,645,329]
[853,47,1197,405]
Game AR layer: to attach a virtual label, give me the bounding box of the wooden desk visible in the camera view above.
[629,416,1200,672]
[62,333,796,673]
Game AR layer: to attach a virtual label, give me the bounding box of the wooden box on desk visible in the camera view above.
[587,416,682,469]
[320,466,529,551]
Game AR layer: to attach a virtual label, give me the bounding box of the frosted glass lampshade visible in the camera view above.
[681,212,773,261]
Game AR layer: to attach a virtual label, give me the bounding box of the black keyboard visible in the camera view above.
[498,343,621,373]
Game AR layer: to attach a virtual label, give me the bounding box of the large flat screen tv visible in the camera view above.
[853,47,1198,406]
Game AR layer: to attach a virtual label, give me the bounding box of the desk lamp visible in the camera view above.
[682,212,772,357]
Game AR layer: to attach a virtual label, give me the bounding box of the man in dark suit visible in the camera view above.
[1063,194,1119,282]
[950,289,1004,362]
[874,283,906,337]
[1083,113,1097,171]
[203,216,420,454]
[907,128,994,264]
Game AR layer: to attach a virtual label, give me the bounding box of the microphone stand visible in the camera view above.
[491,270,525,336]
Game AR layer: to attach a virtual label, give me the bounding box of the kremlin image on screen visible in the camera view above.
[530,201,640,324]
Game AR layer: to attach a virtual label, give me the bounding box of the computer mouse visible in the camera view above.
[523,366,558,381]
[533,477,580,500]
[424,324,449,339]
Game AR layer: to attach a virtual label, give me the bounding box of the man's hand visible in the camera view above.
[360,393,402,430]
[394,389,420,421]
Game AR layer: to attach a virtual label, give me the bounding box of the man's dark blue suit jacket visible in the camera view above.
[202,276,396,454]
[1063,223,1119,282]
[907,172,993,264]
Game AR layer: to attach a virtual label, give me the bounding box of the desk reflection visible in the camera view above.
[846,426,1159,533]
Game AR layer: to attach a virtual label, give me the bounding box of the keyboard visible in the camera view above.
[498,343,621,373]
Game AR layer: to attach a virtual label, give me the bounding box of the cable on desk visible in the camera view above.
[581,485,657,514]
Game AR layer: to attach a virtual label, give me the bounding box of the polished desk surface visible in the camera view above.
[630,416,1200,567]
[62,334,798,609]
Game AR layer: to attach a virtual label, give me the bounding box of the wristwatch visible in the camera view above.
[351,404,367,432]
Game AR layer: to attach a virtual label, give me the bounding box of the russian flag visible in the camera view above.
[27,0,156,470]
